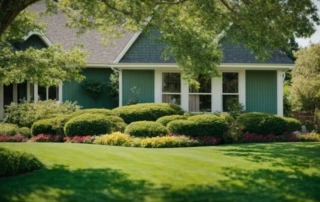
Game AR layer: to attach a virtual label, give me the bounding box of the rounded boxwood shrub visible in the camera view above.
[124,121,168,137]
[64,114,112,136]
[70,108,114,118]
[32,119,55,136]
[284,117,302,133]
[237,112,294,136]
[105,116,127,132]
[17,127,32,138]
[188,114,229,138]
[0,147,43,177]
[156,115,187,126]
[167,120,197,136]
[112,103,184,124]
[0,123,18,136]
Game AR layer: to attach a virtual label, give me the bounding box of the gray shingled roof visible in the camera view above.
[121,30,293,64]
[28,1,134,64]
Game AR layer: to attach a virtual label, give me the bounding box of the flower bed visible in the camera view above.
[64,136,95,144]
[0,134,28,142]
[32,134,64,142]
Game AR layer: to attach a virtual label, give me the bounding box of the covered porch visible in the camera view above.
[0,82,63,120]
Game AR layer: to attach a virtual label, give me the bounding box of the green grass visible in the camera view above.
[0,142,319,202]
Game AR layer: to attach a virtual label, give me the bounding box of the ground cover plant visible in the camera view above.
[0,142,319,202]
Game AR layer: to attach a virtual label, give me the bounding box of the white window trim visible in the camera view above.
[188,77,213,113]
[221,72,240,112]
[161,72,182,106]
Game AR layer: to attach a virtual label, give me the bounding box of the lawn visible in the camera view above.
[0,142,319,202]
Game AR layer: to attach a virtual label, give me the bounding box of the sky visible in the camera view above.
[296,0,320,47]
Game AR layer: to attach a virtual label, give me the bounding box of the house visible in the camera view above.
[0,2,293,120]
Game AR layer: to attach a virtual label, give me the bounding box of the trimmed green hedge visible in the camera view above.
[156,115,187,126]
[237,112,302,135]
[32,119,55,136]
[113,103,184,124]
[0,147,43,177]
[64,114,112,136]
[0,123,18,136]
[124,121,168,137]
[106,116,127,132]
[167,114,229,138]
[70,109,114,118]
[17,127,32,138]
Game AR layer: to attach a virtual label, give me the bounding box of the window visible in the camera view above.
[222,72,239,112]
[162,73,181,105]
[189,76,211,112]
[38,86,59,101]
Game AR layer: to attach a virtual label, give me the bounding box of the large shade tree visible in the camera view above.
[0,0,319,83]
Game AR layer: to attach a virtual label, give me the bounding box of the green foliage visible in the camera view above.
[297,132,320,142]
[32,119,55,136]
[167,114,229,138]
[283,83,292,117]
[226,101,245,119]
[105,116,127,133]
[94,132,132,146]
[81,79,105,104]
[113,103,184,124]
[124,121,168,137]
[237,112,301,135]
[156,115,187,126]
[108,71,119,102]
[140,136,198,148]
[302,120,316,132]
[292,44,320,113]
[0,147,43,177]
[218,113,235,125]
[70,108,114,118]
[0,123,18,136]
[64,114,111,136]
[17,127,32,138]
[284,118,302,133]
[4,100,80,127]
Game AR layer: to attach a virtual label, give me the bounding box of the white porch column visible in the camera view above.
[154,70,162,103]
[277,70,284,116]
[26,81,31,102]
[180,78,189,111]
[239,70,246,110]
[119,70,123,107]
[34,83,38,102]
[13,83,18,103]
[59,82,63,102]
[0,83,3,120]
[212,76,222,112]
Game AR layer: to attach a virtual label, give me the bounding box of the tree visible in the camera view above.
[0,0,320,82]
[0,1,87,86]
[291,44,320,114]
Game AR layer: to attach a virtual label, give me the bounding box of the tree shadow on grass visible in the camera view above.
[0,164,167,202]
[164,167,320,202]
[221,143,320,169]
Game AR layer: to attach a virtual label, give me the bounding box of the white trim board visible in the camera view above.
[24,32,53,46]
[113,31,142,63]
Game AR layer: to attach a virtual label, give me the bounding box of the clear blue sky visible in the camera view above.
[296,0,320,47]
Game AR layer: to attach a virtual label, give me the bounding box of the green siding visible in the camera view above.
[246,70,277,114]
[122,70,154,105]
[63,68,117,109]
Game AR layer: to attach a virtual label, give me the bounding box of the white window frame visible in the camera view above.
[222,72,240,112]
[188,76,212,113]
[161,72,182,105]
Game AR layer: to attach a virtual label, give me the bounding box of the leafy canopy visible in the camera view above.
[291,43,320,113]
[0,0,319,82]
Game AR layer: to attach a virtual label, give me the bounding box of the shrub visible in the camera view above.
[167,120,198,137]
[112,103,184,124]
[284,117,302,132]
[156,115,187,126]
[4,100,80,127]
[236,112,293,136]
[124,121,168,137]
[32,134,64,142]
[17,127,32,138]
[32,119,55,136]
[70,108,114,118]
[50,114,73,135]
[94,132,132,146]
[105,116,127,132]
[188,114,229,138]
[218,113,235,125]
[190,136,221,146]
[301,120,316,132]
[0,123,18,136]
[297,132,320,142]
[0,135,28,142]
[140,135,198,148]
[64,114,111,136]
[64,136,95,144]
[0,147,43,177]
